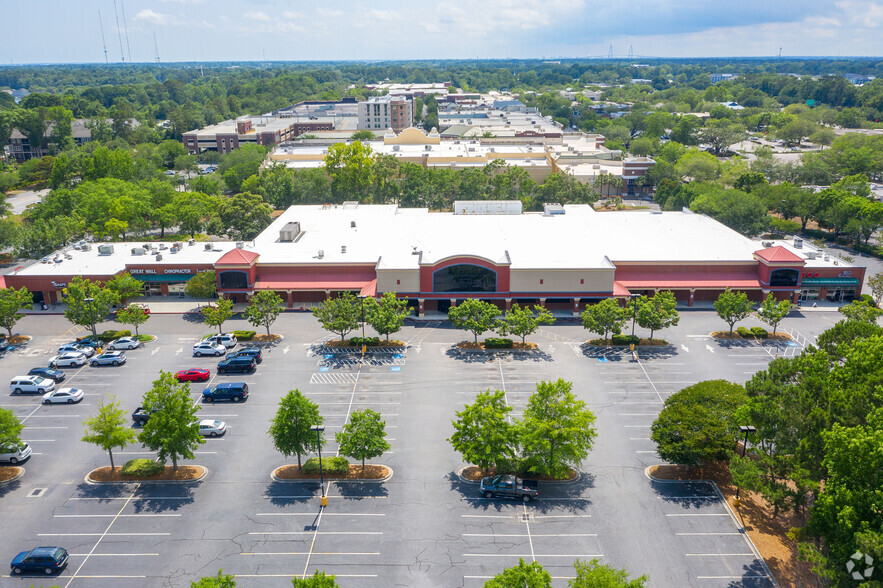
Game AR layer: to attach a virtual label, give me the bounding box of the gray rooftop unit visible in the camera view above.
[280,222,301,242]
[97,244,114,256]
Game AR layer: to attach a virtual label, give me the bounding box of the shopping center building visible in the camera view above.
[3,203,865,313]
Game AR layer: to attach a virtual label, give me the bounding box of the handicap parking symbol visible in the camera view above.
[393,353,403,359]
[390,366,401,372]
[598,357,609,363]
[319,367,330,372]
[324,354,334,359]
[786,341,799,347]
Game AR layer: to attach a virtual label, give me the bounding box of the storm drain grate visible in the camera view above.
[28,488,47,498]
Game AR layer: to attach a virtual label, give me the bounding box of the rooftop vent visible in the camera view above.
[350,221,356,228]
[793,237,804,249]
[131,247,146,256]
[205,243,213,251]
[236,242,244,249]
[341,245,347,254]
[280,221,301,242]
[317,250,324,259]
[762,241,774,247]
[155,253,162,261]
[188,239,195,246]
[97,244,114,256]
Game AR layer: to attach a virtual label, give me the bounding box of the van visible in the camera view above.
[202,382,249,403]
[10,376,55,395]
[0,442,32,464]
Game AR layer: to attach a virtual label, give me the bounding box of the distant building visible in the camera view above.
[843,73,875,85]
[630,78,652,84]
[362,82,451,99]
[709,73,737,83]
[182,115,306,155]
[357,96,414,132]
[8,118,137,162]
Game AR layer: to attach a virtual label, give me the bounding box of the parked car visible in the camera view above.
[164,170,176,176]
[107,337,140,350]
[0,338,9,351]
[49,352,88,368]
[229,346,262,364]
[193,342,226,357]
[175,368,211,382]
[90,351,127,367]
[202,382,248,403]
[132,406,157,426]
[0,442,31,464]
[216,356,256,375]
[126,302,150,315]
[58,343,95,357]
[42,387,84,404]
[197,419,226,437]
[479,474,539,503]
[10,375,55,395]
[75,337,103,348]
[10,546,69,575]
[27,367,65,382]
[205,333,237,348]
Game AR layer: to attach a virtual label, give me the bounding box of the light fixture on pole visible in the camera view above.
[84,297,96,336]
[629,293,640,339]
[310,425,327,507]
[734,425,756,502]
[357,295,366,338]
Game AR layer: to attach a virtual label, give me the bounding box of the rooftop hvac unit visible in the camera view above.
[280,221,301,242]
[318,250,324,259]
[806,251,818,260]
[155,253,162,261]
[793,237,804,249]
[824,254,830,261]
[54,257,63,263]
[188,239,195,246]
[41,257,49,264]
[762,241,774,247]
[170,247,179,254]
[174,242,182,249]
[97,244,114,256]
[82,243,92,251]
[159,244,168,250]
[236,242,244,249]
[205,243,213,251]
[131,247,146,256]
[350,221,357,228]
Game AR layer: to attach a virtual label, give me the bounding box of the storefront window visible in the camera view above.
[433,264,496,293]
[219,271,248,290]
[800,288,820,301]
[770,268,800,287]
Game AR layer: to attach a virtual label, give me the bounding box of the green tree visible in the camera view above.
[757,293,792,335]
[867,272,883,306]
[570,558,649,588]
[138,371,204,471]
[191,569,236,588]
[104,272,144,305]
[500,304,555,344]
[628,291,679,341]
[838,299,883,323]
[519,379,597,479]
[675,149,721,182]
[291,571,338,587]
[815,319,883,360]
[0,287,33,337]
[217,144,268,193]
[116,305,149,336]
[0,406,24,453]
[484,559,551,588]
[202,298,234,334]
[361,292,409,341]
[217,192,273,240]
[312,292,361,343]
[81,395,137,471]
[336,408,390,471]
[651,380,747,467]
[350,130,375,141]
[449,390,515,473]
[581,298,626,344]
[185,270,217,301]
[62,276,120,336]
[714,288,753,333]
[324,141,375,200]
[699,120,747,156]
[243,290,284,336]
[268,390,323,469]
[447,299,502,343]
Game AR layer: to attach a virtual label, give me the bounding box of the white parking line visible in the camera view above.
[69,553,158,557]
[685,553,755,557]
[676,532,743,536]
[256,512,385,516]
[241,551,379,556]
[234,573,378,577]
[463,533,597,538]
[665,513,729,517]
[41,532,171,536]
[532,514,592,519]
[464,553,603,558]
[248,531,382,535]
[54,514,181,518]
[697,575,769,580]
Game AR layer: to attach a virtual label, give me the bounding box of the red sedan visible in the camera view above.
[175,368,210,382]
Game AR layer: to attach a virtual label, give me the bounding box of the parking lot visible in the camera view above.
[0,310,826,586]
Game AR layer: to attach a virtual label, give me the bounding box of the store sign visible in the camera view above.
[130,268,193,275]
[838,271,852,278]
[50,280,66,289]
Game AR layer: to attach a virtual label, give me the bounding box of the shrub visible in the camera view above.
[860,293,877,307]
[736,326,753,338]
[121,458,163,477]
[610,334,640,345]
[750,326,769,338]
[349,336,380,346]
[97,329,132,342]
[231,330,256,341]
[302,456,349,475]
[484,337,514,348]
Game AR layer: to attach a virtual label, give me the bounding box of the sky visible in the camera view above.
[3,0,883,64]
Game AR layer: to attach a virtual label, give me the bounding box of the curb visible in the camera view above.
[0,466,24,485]
[84,465,208,485]
[271,465,393,484]
[456,466,581,485]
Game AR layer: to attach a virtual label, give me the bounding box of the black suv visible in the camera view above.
[28,367,66,382]
[216,356,256,374]
[202,383,249,403]
[229,346,262,364]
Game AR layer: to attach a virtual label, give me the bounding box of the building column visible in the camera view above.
[450,298,457,308]
[688,289,695,307]
[324,289,332,301]
[418,298,425,318]
[286,291,293,309]
[538,298,546,308]
[791,290,800,305]
[504,298,512,311]
[572,298,580,317]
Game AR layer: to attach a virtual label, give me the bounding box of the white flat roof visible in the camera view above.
[253,205,767,271]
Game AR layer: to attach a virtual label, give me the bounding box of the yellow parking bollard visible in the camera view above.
[362,345,367,354]
[320,495,328,507]
[629,343,635,352]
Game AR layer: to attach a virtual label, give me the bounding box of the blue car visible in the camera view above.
[10,546,68,575]
[27,367,66,382]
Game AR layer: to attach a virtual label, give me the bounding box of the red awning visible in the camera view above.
[615,271,761,289]
[254,269,376,291]
[613,281,631,297]
[359,279,377,297]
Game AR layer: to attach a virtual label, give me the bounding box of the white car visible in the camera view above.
[42,387,84,404]
[58,343,95,357]
[49,352,88,368]
[10,376,55,395]
[205,334,237,348]
[107,337,140,350]
[193,342,226,357]
[197,419,227,437]
[0,442,31,464]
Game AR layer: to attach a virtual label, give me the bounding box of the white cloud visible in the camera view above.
[283,10,303,19]
[368,9,398,22]
[133,9,171,26]
[159,0,204,3]
[244,11,271,22]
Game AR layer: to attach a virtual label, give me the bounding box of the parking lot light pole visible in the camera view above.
[357,295,366,338]
[85,297,96,336]
[629,293,640,351]
[734,425,757,503]
[311,425,327,507]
